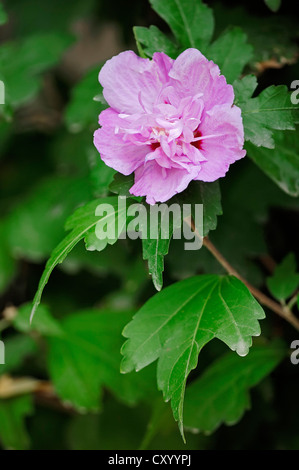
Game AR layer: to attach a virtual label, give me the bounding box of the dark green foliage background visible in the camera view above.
[0,0,299,450]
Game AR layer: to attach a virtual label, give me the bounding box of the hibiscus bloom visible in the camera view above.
[94,48,246,205]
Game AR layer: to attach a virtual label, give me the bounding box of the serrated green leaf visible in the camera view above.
[233,75,258,105]
[239,85,296,148]
[109,173,135,198]
[31,196,130,321]
[149,0,214,51]
[177,180,222,237]
[121,275,265,437]
[0,395,33,450]
[207,27,253,84]
[184,342,285,433]
[246,129,299,197]
[133,26,179,59]
[267,253,299,301]
[142,180,222,291]
[141,211,175,292]
[48,310,157,411]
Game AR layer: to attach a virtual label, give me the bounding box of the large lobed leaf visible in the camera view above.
[121,275,265,437]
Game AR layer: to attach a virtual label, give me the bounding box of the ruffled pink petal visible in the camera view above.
[195,105,246,182]
[93,126,149,175]
[129,161,199,204]
[99,51,172,114]
[169,48,234,111]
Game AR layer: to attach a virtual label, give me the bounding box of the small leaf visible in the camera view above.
[149,0,214,51]
[239,85,296,148]
[177,180,222,237]
[133,26,179,59]
[184,342,286,433]
[233,75,258,105]
[267,253,299,301]
[264,0,281,12]
[142,180,222,291]
[121,275,265,437]
[207,27,253,84]
[141,209,175,292]
[246,129,299,197]
[90,156,116,198]
[65,66,107,133]
[109,173,135,198]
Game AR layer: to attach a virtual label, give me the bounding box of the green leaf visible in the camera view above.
[149,0,214,51]
[121,275,265,437]
[0,4,7,25]
[7,175,93,261]
[65,66,107,133]
[0,335,37,375]
[0,395,33,450]
[264,0,281,12]
[267,253,299,301]
[207,27,253,84]
[141,210,175,292]
[233,75,258,105]
[246,129,299,197]
[90,156,116,198]
[109,173,135,198]
[0,221,16,294]
[13,304,63,337]
[142,181,222,291]
[177,180,222,237]
[0,32,74,109]
[184,342,286,433]
[239,85,296,149]
[31,197,129,320]
[48,310,157,411]
[133,26,179,59]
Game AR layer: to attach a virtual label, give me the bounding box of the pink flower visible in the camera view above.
[94,48,246,205]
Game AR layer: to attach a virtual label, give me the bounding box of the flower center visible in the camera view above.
[190,129,203,150]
